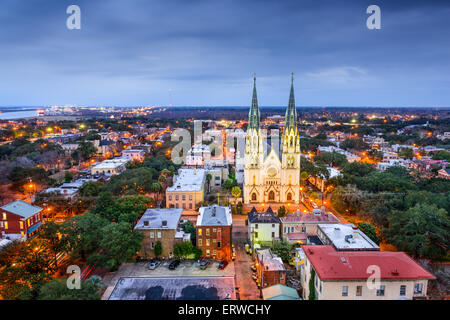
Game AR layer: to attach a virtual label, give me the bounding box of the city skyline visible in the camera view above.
[0,0,449,107]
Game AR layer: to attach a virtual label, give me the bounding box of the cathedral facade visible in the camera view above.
[243,74,301,205]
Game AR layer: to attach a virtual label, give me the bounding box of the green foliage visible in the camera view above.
[182,221,196,243]
[340,138,369,151]
[398,147,414,159]
[314,151,348,168]
[72,141,97,162]
[38,276,103,300]
[385,203,450,260]
[357,222,380,245]
[78,181,104,198]
[330,185,364,215]
[8,166,53,192]
[154,241,162,257]
[308,268,316,300]
[271,241,292,263]
[432,150,450,161]
[64,171,73,183]
[277,206,287,218]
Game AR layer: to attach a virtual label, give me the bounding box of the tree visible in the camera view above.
[340,138,369,151]
[206,173,212,192]
[308,268,316,300]
[37,222,66,268]
[73,141,97,162]
[182,221,196,243]
[88,222,144,271]
[277,206,287,218]
[385,203,450,260]
[398,147,414,159]
[432,150,450,161]
[231,186,241,209]
[154,241,162,257]
[64,171,73,183]
[271,241,291,262]
[331,185,364,215]
[357,222,380,245]
[38,276,103,300]
[314,151,348,168]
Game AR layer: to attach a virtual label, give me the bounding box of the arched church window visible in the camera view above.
[289,175,292,185]
[252,193,257,201]
[253,175,256,185]
[269,191,275,201]
[287,193,292,201]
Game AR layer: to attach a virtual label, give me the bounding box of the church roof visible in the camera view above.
[248,207,281,224]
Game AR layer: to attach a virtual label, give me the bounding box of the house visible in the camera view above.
[438,168,450,179]
[166,168,206,210]
[196,205,232,260]
[0,200,43,240]
[90,158,129,176]
[262,284,300,300]
[255,248,286,288]
[248,207,281,247]
[300,245,435,300]
[317,223,380,251]
[280,210,340,244]
[134,208,190,259]
[121,149,145,162]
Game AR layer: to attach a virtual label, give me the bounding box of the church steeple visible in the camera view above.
[248,73,260,130]
[285,72,297,132]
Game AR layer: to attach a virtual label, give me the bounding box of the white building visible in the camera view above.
[90,158,129,176]
[166,168,206,210]
[317,224,379,251]
[122,149,145,162]
[247,207,281,246]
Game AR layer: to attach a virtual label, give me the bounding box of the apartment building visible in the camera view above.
[0,200,43,240]
[166,168,206,210]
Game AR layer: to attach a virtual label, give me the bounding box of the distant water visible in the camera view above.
[0,110,38,120]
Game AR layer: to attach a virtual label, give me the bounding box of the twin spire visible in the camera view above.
[248,73,297,131]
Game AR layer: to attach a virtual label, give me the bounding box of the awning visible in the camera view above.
[27,222,42,234]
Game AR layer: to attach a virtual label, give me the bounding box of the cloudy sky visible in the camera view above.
[0,0,449,107]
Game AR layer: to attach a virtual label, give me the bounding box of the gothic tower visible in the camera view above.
[280,73,301,203]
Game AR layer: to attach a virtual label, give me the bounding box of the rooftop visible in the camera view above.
[303,245,436,281]
[1,200,42,218]
[197,205,232,226]
[109,276,236,300]
[262,284,300,300]
[318,223,380,251]
[167,168,206,192]
[281,210,339,224]
[248,207,281,224]
[256,248,285,272]
[134,208,182,230]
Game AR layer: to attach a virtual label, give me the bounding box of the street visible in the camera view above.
[232,215,261,300]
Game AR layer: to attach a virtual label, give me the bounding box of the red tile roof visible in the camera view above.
[302,245,435,281]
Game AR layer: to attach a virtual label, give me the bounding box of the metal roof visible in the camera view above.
[1,200,42,219]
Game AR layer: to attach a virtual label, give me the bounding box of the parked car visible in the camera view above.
[199,259,209,270]
[168,259,180,270]
[250,264,257,272]
[148,259,161,270]
[218,259,228,270]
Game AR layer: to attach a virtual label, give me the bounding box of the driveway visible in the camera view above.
[232,215,261,300]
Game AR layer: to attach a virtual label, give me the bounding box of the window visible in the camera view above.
[206,249,210,257]
[198,229,202,236]
[2,213,6,220]
[254,232,258,238]
[269,191,275,201]
[4,222,8,229]
[213,228,216,233]
[169,195,172,200]
[272,232,275,238]
[182,195,186,201]
[175,195,179,200]
[20,221,24,230]
[157,232,162,238]
[150,242,155,249]
[414,283,423,294]
[252,193,256,201]
[284,227,288,233]
[206,228,210,236]
[198,239,202,246]
[150,232,155,238]
[212,239,216,243]
[255,224,258,229]
[206,239,210,246]
[272,224,275,228]
[320,282,322,293]
[301,225,306,232]
[400,285,406,296]
[182,203,186,209]
[213,249,216,256]
[376,285,385,296]
[217,241,221,248]
[27,220,31,227]
[189,203,192,209]
[342,286,348,297]
[356,286,362,296]
[287,193,292,201]
[189,195,192,200]
[291,227,294,232]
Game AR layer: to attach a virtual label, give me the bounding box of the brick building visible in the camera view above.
[0,200,43,240]
[134,208,190,259]
[196,205,232,260]
[255,248,286,288]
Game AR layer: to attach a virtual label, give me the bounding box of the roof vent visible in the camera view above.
[212,207,216,217]
[162,220,167,227]
[391,269,399,276]
[143,220,149,226]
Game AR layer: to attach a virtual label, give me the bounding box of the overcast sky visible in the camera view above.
[0,0,449,107]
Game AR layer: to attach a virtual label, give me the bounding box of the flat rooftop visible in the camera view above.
[109,276,236,300]
[318,223,379,251]
[167,168,206,192]
[256,248,285,272]
[197,205,232,226]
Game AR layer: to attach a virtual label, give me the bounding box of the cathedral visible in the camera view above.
[243,74,301,205]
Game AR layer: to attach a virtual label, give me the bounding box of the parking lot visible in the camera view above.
[101,259,235,299]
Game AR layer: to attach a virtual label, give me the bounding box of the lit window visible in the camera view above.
[206,228,210,236]
[206,239,210,246]
[2,213,6,220]
[4,222,8,229]
[20,221,24,229]
[198,239,202,246]
[198,229,202,236]
[356,286,362,296]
